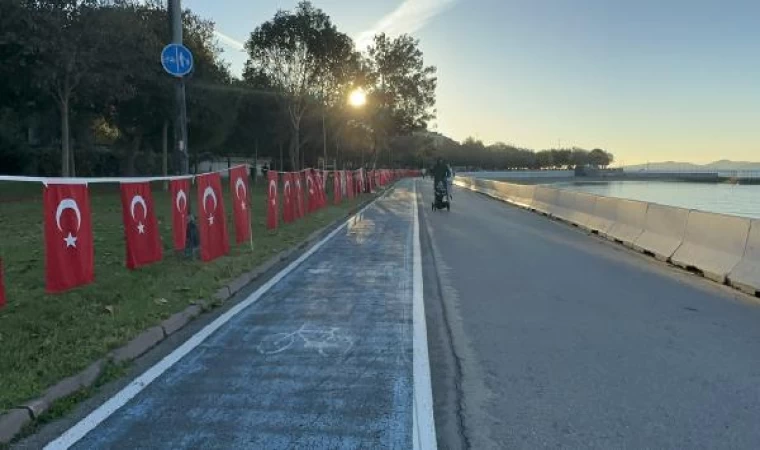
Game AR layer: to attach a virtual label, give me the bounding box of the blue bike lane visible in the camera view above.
[48,181,426,449]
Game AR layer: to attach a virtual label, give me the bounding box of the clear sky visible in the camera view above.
[185,0,760,165]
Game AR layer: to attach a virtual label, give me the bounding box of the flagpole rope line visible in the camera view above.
[0,164,251,185]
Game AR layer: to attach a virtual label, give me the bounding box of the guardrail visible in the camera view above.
[454,176,760,297]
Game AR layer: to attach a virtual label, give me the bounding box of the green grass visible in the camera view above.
[0,178,370,414]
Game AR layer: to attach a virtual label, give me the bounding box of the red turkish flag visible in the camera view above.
[283,172,295,223]
[196,173,229,262]
[306,170,318,213]
[170,179,190,250]
[120,182,162,270]
[229,166,251,244]
[294,172,305,219]
[333,170,342,205]
[0,258,6,310]
[316,171,327,208]
[44,183,94,293]
[346,171,354,199]
[267,170,279,230]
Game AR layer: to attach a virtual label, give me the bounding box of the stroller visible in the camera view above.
[432,180,450,211]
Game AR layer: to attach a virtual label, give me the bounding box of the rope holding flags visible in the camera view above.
[0,165,420,298]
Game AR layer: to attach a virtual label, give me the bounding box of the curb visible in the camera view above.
[0,189,384,445]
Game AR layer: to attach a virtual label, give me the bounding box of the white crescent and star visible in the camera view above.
[284,180,291,205]
[269,179,277,207]
[55,198,82,248]
[130,195,148,234]
[175,189,187,213]
[235,177,247,210]
[203,185,218,225]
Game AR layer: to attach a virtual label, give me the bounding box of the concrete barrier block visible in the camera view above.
[633,203,689,261]
[550,190,575,222]
[0,409,31,444]
[493,181,518,203]
[607,199,648,246]
[728,219,760,295]
[109,326,165,364]
[568,192,598,229]
[533,187,559,215]
[671,210,750,283]
[516,185,535,209]
[478,179,500,199]
[587,196,617,235]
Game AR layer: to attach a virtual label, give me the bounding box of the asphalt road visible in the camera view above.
[41,183,417,450]
[418,180,760,449]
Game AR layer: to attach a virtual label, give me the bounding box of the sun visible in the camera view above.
[348,88,367,107]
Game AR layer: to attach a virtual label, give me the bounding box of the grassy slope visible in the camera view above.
[0,178,368,413]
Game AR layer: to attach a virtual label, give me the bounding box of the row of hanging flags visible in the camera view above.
[0,166,416,306]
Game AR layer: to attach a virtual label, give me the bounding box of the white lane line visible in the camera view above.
[45,195,386,450]
[413,180,438,450]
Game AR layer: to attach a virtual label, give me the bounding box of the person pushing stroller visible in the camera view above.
[432,158,452,196]
[431,157,452,210]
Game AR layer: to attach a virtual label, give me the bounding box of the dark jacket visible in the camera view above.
[432,163,450,183]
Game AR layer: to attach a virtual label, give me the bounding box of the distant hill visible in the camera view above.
[625,160,760,171]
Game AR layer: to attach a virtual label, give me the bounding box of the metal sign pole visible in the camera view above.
[170,0,189,175]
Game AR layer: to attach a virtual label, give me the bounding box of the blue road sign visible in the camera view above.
[161,43,194,77]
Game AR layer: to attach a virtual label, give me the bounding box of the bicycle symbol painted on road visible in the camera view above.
[257,324,354,357]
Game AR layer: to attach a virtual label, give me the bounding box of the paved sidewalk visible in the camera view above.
[51,182,418,449]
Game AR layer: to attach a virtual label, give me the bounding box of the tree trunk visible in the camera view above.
[123,134,142,176]
[70,146,76,176]
[334,132,341,169]
[322,111,327,170]
[290,120,301,171]
[254,139,258,185]
[60,96,70,177]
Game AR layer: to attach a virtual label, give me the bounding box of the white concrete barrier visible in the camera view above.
[532,187,559,215]
[670,210,750,283]
[632,203,689,261]
[586,196,617,235]
[457,177,497,198]
[729,220,760,295]
[549,190,576,222]
[549,191,596,229]
[492,181,518,203]
[607,199,648,246]
[453,177,474,190]
[569,192,598,229]
[515,185,535,209]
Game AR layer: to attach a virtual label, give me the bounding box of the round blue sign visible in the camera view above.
[161,44,194,77]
